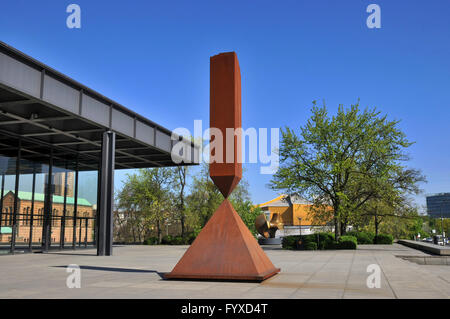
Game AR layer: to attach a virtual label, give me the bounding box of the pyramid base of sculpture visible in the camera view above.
[165,199,280,282]
[164,268,279,282]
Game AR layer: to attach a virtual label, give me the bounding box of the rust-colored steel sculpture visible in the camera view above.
[165,52,280,281]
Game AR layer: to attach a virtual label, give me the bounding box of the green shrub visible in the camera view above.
[316,232,335,250]
[373,234,393,244]
[337,235,357,249]
[186,232,198,244]
[346,231,373,244]
[161,235,173,245]
[302,234,317,243]
[304,242,318,250]
[143,237,158,245]
[282,233,358,250]
[297,234,320,249]
[324,239,338,250]
[172,236,184,245]
[282,236,300,250]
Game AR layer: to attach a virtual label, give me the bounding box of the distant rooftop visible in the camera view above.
[258,194,311,208]
[3,190,91,207]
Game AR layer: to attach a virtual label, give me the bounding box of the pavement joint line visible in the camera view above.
[341,248,356,299]
[1,245,449,298]
[373,250,398,299]
[392,254,450,296]
[438,275,450,284]
[286,251,338,298]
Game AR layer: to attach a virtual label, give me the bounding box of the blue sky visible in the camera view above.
[1,1,450,209]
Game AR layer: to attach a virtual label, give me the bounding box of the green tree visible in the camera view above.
[270,101,425,240]
[186,163,257,234]
[115,173,144,243]
[171,166,189,238]
[117,168,176,244]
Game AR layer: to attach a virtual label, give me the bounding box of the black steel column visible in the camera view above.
[84,218,88,247]
[78,218,82,247]
[72,157,79,249]
[0,173,5,228]
[28,165,36,251]
[10,139,21,254]
[42,148,53,253]
[97,131,115,256]
[60,165,68,249]
[94,164,102,247]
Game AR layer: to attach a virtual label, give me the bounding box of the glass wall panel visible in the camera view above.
[0,155,16,254]
[0,137,99,253]
[12,158,49,251]
[61,164,75,248]
[74,170,98,248]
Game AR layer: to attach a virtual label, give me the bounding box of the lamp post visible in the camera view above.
[298,217,302,236]
[439,199,448,245]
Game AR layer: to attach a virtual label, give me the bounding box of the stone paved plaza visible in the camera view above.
[0,244,449,299]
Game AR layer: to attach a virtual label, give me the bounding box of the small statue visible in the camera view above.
[255,213,282,238]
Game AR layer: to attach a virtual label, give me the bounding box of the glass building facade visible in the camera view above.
[0,41,198,255]
[0,137,98,254]
[426,193,450,218]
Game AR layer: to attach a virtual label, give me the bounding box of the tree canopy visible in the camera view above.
[270,101,425,239]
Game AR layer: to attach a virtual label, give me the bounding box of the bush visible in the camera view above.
[186,232,198,244]
[143,237,158,245]
[171,236,184,245]
[346,231,373,245]
[316,232,335,250]
[337,235,357,249]
[297,234,321,250]
[304,242,318,250]
[324,239,338,250]
[373,234,393,244]
[282,233,358,250]
[282,236,300,250]
[161,235,173,245]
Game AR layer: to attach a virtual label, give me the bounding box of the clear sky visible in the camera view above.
[1,1,450,209]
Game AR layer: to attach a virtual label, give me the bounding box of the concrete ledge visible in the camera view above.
[258,238,282,245]
[398,240,450,256]
[398,255,450,265]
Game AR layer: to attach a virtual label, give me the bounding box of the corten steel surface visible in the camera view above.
[166,52,280,282]
[165,200,279,281]
[209,52,242,198]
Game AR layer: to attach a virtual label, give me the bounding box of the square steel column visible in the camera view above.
[97,131,115,256]
[10,139,21,254]
[28,166,36,252]
[0,173,5,228]
[42,148,54,253]
[72,157,79,249]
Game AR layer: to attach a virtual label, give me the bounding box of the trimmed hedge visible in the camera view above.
[337,235,357,249]
[373,234,393,245]
[304,242,318,250]
[317,232,335,250]
[143,237,158,245]
[282,235,300,250]
[282,233,357,250]
[346,231,374,245]
[143,231,199,245]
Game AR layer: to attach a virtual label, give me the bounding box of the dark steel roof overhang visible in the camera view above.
[0,41,199,172]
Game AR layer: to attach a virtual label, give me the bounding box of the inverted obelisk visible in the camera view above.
[165,52,280,281]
